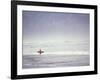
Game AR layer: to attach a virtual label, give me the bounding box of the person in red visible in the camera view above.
[37,49,44,55]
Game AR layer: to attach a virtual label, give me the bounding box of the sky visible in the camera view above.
[22,11,90,54]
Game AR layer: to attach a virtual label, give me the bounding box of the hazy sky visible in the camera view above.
[22,11,89,44]
[22,11,90,54]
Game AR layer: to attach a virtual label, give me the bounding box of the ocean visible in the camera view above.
[22,54,89,69]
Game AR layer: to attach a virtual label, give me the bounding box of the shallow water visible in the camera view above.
[22,54,89,69]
